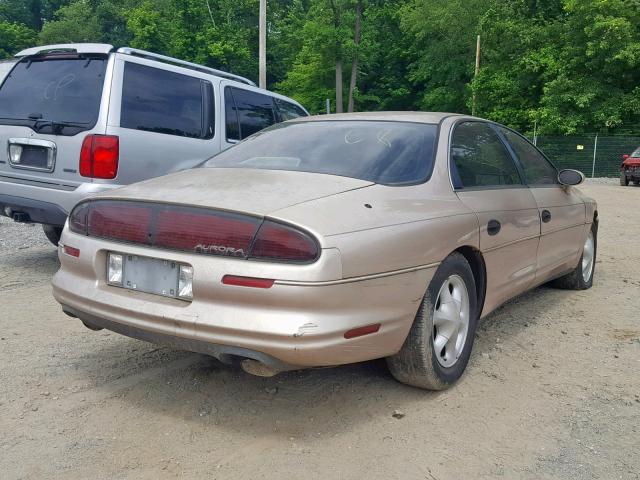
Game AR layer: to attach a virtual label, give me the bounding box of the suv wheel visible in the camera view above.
[620,172,629,186]
[42,225,63,246]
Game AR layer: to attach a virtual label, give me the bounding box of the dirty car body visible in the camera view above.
[52,112,598,389]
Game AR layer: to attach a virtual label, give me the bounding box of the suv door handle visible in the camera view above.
[487,219,501,236]
[541,209,552,223]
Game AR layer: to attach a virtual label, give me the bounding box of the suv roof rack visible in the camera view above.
[117,47,256,87]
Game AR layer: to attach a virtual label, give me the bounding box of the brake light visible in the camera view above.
[66,201,319,263]
[80,135,119,179]
[88,202,151,244]
[155,207,259,254]
[250,221,319,262]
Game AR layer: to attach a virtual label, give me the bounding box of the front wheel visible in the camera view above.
[620,172,629,186]
[387,252,478,390]
[42,224,63,246]
[550,224,597,290]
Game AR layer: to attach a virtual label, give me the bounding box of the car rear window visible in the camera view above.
[203,120,438,185]
[0,56,107,135]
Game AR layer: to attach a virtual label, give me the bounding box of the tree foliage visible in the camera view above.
[0,0,638,133]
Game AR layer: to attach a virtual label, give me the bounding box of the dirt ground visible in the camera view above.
[0,180,638,480]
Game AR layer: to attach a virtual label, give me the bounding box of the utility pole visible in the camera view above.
[472,34,480,116]
[259,0,267,89]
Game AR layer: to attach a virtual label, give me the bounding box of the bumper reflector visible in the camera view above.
[344,324,381,339]
[222,275,274,289]
[63,245,80,258]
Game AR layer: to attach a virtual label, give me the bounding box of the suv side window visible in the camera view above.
[121,62,214,139]
[450,121,522,188]
[499,127,558,185]
[225,87,276,140]
[274,97,307,121]
[225,87,240,141]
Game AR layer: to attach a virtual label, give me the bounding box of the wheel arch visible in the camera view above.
[453,246,487,318]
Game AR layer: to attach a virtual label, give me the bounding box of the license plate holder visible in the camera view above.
[8,138,56,172]
[118,254,180,298]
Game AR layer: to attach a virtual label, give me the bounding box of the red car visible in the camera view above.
[621,147,640,186]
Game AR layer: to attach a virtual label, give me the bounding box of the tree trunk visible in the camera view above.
[347,1,362,113]
[335,58,343,113]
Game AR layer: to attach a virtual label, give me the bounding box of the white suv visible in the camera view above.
[0,44,308,244]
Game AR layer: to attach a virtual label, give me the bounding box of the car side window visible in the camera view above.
[121,62,213,139]
[450,121,522,189]
[227,87,276,139]
[273,98,307,121]
[499,127,558,185]
[224,87,240,141]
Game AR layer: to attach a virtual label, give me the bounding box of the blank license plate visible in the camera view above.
[120,254,180,298]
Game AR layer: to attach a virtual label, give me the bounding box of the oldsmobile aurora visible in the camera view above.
[52,113,598,389]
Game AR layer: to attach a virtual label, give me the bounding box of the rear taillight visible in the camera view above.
[87,202,152,244]
[250,220,319,262]
[66,200,319,263]
[155,207,259,254]
[80,135,119,179]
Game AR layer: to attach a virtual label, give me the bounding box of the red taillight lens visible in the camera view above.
[66,201,319,263]
[155,207,259,255]
[250,220,319,262]
[80,135,119,179]
[88,202,152,244]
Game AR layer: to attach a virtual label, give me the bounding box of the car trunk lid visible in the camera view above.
[92,168,374,216]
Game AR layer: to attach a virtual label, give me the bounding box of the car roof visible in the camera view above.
[15,43,115,57]
[292,111,466,124]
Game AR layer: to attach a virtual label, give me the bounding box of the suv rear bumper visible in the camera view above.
[0,178,122,226]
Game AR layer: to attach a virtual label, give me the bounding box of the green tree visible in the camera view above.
[0,21,37,57]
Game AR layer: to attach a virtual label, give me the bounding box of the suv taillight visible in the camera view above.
[79,135,119,179]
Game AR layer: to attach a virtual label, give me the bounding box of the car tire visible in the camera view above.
[42,224,63,246]
[550,223,597,290]
[386,252,478,390]
[620,172,629,186]
[633,180,640,186]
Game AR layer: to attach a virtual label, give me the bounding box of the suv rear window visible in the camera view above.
[121,62,214,139]
[0,56,107,136]
[204,120,438,185]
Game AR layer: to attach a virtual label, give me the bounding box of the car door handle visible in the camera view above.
[487,219,501,236]
[541,210,552,223]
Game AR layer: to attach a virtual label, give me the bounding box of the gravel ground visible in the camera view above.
[0,180,638,480]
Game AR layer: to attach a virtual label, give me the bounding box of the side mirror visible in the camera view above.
[558,169,585,186]
[623,154,629,161]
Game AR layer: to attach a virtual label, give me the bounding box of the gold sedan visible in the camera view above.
[52,113,598,389]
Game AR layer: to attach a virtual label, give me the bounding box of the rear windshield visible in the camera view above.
[203,120,438,185]
[632,147,640,158]
[0,56,107,135]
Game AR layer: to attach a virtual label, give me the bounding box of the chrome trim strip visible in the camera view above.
[275,262,441,287]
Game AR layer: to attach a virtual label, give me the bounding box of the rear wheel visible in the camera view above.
[387,252,478,390]
[551,225,597,290]
[620,172,629,186]
[42,225,62,246]
[633,180,640,186]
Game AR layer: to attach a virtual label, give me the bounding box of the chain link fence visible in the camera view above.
[531,135,640,178]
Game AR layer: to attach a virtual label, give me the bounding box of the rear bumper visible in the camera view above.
[52,230,436,369]
[0,178,122,226]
